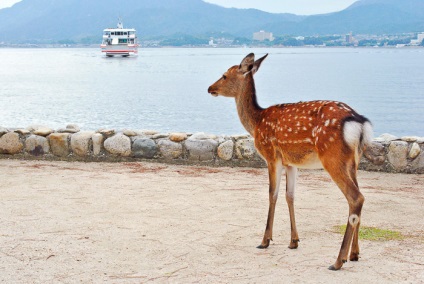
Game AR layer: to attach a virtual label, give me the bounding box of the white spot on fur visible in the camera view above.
[349,214,360,226]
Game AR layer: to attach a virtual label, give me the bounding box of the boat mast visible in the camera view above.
[117,17,123,29]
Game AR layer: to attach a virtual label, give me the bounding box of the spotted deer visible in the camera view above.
[208,53,373,270]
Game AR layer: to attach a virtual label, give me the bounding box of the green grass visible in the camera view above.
[334,225,404,241]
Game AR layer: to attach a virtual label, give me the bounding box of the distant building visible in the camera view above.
[345,32,358,46]
[253,30,274,41]
[410,32,424,45]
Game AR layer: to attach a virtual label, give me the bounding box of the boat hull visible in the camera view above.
[101,44,138,57]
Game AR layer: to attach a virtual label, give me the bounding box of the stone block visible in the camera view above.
[71,131,95,157]
[33,127,54,137]
[25,135,50,156]
[387,141,408,171]
[133,138,158,159]
[169,132,187,142]
[123,129,137,137]
[0,132,23,154]
[158,140,183,159]
[104,134,131,156]
[410,145,424,173]
[408,142,421,159]
[48,133,70,157]
[235,138,257,160]
[57,124,80,134]
[189,132,217,140]
[364,142,386,165]
[92,133,104,156]
[185,139,218,161]
[217,140,234,161]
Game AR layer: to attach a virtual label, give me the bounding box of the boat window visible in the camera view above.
[124,32,128,35]
[119,39,128,43]
[111,32,115,35]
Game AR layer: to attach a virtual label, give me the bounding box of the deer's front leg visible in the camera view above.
[257,161,283,249]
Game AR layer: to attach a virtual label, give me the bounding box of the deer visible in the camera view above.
[207,53,373,270]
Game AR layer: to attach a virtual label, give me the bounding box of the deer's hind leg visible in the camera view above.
[285,165,300,249]
[257,160,283,249]
[321,152,364,270]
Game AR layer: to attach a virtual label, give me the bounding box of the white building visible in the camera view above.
[253,30,274,41]
[410,32,424,45]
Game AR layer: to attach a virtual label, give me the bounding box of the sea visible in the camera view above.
[0,47,423,137]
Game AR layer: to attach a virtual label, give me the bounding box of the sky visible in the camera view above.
[0,0,358,15]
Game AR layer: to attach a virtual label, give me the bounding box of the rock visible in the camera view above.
[0,126,8,137]
[71,131,95,157]
[26,125,48,132]
[363,142,386,165]
[97,129,115,137]
[133,138,157,159]
[387,141,408,171]
[25,135,50,156]
[141,130,159,135]
[189,132,217,140]
[169,132,188,142]
[66,124,80,132]
[235,139,257,160]
[0,132,23,154]
[374,133,398,143]
[123,129,137,137]
[14,129,30,135]
[104,134,131,156]
[158,140,183,159]
[410,145,424,173]
[217,135,229,144]
[152,133,169,139]
[417,137,424,144]
[48,133,71,157]
[232,134,251,141]
[217,140,234,161]
[33,127,54,137]
[409,142,421,159]
[401,136,419,142]
[92,133,104,156]
[185,139,218,161]
[57,124,80,133]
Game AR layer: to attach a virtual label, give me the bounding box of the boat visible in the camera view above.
[101,18,138,57]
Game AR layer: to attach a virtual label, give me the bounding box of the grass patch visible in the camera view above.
[334,225,404,241]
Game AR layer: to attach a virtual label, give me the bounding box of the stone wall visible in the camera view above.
[0,125,423,174]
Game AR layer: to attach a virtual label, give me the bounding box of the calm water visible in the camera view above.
[0,47,423,136]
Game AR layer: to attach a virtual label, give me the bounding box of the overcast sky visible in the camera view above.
[0,0,358,15]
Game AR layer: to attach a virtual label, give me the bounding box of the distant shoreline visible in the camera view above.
[1,44,423,49]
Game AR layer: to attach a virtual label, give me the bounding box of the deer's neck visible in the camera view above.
[235,77,263,136]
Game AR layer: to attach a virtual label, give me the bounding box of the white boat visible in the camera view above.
[101,19,138,57]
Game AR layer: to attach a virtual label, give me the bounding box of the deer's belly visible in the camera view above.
[283,151,323,169]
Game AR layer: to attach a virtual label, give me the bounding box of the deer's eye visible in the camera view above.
[222,75,227,80]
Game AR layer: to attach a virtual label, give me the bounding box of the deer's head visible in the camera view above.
[208,53,268,98]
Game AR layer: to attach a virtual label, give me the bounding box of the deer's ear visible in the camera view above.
[252,53,268,75]
[239,53,255,74]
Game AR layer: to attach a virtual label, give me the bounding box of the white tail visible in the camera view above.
[208,53,373,270]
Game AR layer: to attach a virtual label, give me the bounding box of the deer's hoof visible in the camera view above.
[257,240,270,249]
[288,239,299,249]
[350,253,359,261]
[328,260,344,271]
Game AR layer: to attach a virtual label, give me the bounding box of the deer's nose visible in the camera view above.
[208,86,218,96]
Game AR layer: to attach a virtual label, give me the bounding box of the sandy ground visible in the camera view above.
[0,159,423,283]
